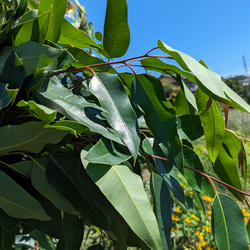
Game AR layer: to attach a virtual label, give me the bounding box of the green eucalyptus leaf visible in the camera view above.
[177,115,203,141]
[84,162,162,250]
[0,172,51,220]
[150,173,171,249]
[14,41,62,76]
[85,138,131,165]
[212,193,248,250]
[89,73,140,161]
[103,0,130,58]
[58,19,101,49]
[196,88,225,162]
[131,74,183,171]
[38,0,67,42]
[0,121,71,155]
[17,100,57,123]
[0,83,18,110]
[213,146,242,201]
[37,77,122,144]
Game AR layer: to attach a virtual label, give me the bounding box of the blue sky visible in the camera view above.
[82,0,250,78]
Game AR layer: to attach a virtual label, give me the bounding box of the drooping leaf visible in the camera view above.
[37,77,123,144]
[38,0,67,42]
[196,88,225,162]
[213,146,242,201]
[0,172,51,220]
[158,40,250,113]
[103,0,130,58]
[83,162,162,250]
[212,193,248,250]
[85,138,131,165]
[131,74,183,171]
[58,19,100,49]
[17,100,57,123]
[0,121,71,155]
[150,173,171,249]
[89,73,140,161]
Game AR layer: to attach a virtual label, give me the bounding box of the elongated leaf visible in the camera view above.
[212,193,248,249]
[103,0,130,58]
[223,130,247,179]
[30,158,79,215]
[213,147,242,201]
[58,19,100,49]
[0,121,71,155]
[38,0,67,42]
[89,73,140,160]
[158,40,250,113]
[0,172,50,220]
[151,173,171,249]
[37,77,123,144]
[196,88,224,162]
[17,100,57,123]
[14,41,62,76]
[84,163,162,250]
[0,83,17,110]
[158,40,228,102]
[85,138,131,165]
[131,74,183,171]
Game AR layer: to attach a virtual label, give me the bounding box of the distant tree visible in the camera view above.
[223,75,248,102]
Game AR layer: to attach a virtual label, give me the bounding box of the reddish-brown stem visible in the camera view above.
[142,152,250,198]
[46,47,173,77]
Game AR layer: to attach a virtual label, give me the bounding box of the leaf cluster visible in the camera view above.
[0,0,250,249]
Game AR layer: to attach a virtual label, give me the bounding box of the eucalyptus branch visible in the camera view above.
[46,47,173,77]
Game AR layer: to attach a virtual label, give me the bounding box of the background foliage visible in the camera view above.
[1,0,250,249]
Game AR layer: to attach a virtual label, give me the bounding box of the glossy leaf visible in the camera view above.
[84,163,162,250]
[0,121,71,155]
[89,73,140,160]
[58,19,100,49]
[103,0,130,58]
[14,41,62,76]
[212,193,248,249]
[17,100,57,123]
[37,77,122,144]
[151,173,171,249]
[38,0,67,42]
[85,138,131,165]
[196,88,225,162]
[131,74,183,171]
[213,147,242,201]
[0,172,51,220]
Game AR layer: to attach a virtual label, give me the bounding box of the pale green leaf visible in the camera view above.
[89,73,140,161]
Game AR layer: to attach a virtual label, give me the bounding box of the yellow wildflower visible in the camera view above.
[180,182,188,190]
[207,210,212,215]
[242,208,250,217]
[202,195,214,202]
[204,225,211,232]
[191,214,200,221]
[244,217,248,225]
[189,191,193,195]
[172,226,178,232]
[172,214,180,221]
[196,231,204,241]
[205,247,215,250]
[175,207,180,213]
[185,217,191,223]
